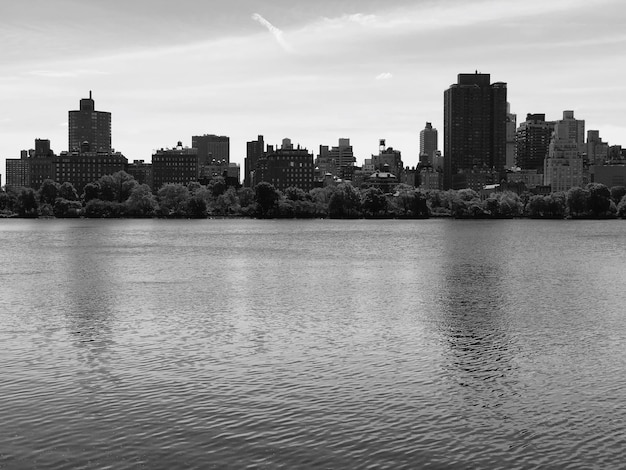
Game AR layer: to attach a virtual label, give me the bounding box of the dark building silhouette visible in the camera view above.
[56,150,127,192]
[245,135,265,187]
[515,114,554,171]
[126,160,153,188]
[192,134,230,166]
[443,72,507,190]
[29,139,56,189]
[152,142,198,190]
[419,122,438,166]
[68,91,111,153]
[253,139,314,192]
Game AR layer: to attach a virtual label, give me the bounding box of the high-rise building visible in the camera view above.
[316,138,356,178]
[419,122,438,165]
[371,139,403,178]
[253,140,314,192]
[587,130,609,165]
[5,156,30,191]
[245,135,265,187]
[543,114,584,192]
[515,114,554,171]
[506,104,517,169]
[558,110,585,154]
[28,139,56,189]
[192,134,230,166]
[68,91,111,153]
[443,72,508,189]
[152,142,198,190]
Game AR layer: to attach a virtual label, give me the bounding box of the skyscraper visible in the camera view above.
[419,122,438,165]
[443,72,508,189]
[192,134,230,166]
[245,135,265,187]
[68,91,111,153]
[515,114,554,171]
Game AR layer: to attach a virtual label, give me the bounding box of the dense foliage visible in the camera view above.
[1,172,625,220]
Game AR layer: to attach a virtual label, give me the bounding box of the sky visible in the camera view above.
[2,0,626,179]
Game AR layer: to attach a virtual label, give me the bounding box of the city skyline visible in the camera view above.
[2,0,626,175]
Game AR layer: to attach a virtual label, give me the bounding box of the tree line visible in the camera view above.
[1,171,626,219]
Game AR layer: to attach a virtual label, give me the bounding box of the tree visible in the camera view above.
[254,182,280,218]
[17,188,39,217]
[82,182,100,203]
[53,198,82,218]
[361,187,387,217]
[214,187,240,215]
[610,186,626,205]
[328,183,361,218]
[39,179,59,205]
[58,182,79,201]
[187,196,208,218]
[567,187,589,217]
[284,186,307,202]
[586,183,612,217]
[125,184,158,217]
[97,171,137,203]
[618,195,626,218]
[157,183,190,217]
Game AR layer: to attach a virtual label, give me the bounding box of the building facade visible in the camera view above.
[443,72,508,190]
[515,113,554,171]
[245,135,265,187]
[68,92,111,153]
[253,141,314,192]
[372,139,403,178]
[55,150,128,192]
[192,134,230,166]
[316,138,356,178]
[543,116,584,192]
[419,122,438,166]
[152,142,198,190]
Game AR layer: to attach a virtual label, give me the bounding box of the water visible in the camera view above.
[1,218,625,469]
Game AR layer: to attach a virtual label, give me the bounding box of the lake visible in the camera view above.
[1,218,625,468]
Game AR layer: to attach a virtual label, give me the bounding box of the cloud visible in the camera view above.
[376,73,393,80]
[27,69,110,78]
[251,13,293,52]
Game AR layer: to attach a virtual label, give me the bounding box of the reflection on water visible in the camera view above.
[1,219,626,468]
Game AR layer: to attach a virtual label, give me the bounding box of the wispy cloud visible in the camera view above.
[251,13,293,52]
[376,72,393,80]
[27,69,110,78]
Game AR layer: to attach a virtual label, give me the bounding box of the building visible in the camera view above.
[591,165,626,187]
[419,122,438,166]
[515,114,554,172]
[5,157,30,191]
[587,130,609,165]
[557,110,585,155]
[418,167,443,190]
[126,160,153,188]
[506,104,517,168]
[543,116,584,192]
[253,140,314,192]
[372,139,403,178]
[192,134,230,166]
[506,168,543,189]
[68,91,111,153]
[152,142,198,190]
[245,135,265,187]
[443,72,508,189]
[55,149,128,192]
[316,138,356,179]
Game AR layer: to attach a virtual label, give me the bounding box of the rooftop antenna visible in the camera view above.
[89,90,92,99]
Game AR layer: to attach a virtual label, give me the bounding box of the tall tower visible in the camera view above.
[419,122,438,165]
[515,113,554,171]
[192,134,230,166]
[245,135,265,187]
[443,72,508,189]
[68,91,111,153]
